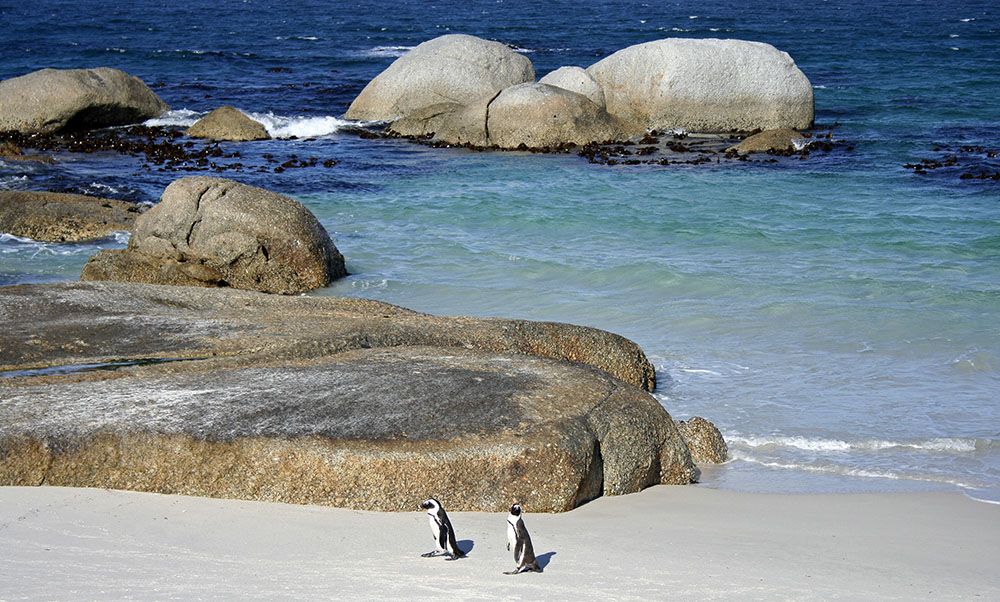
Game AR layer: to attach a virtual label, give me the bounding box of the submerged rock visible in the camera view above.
[587,38,813,135]
[186,106,271,142]
[0,191,143,242]
[728,128,806,155]
[81,177,346,294]
[675,417,728,464]
[0,67,169,134]
[0,282,689,512]
[487,83,624,149]
[345,34,534,122]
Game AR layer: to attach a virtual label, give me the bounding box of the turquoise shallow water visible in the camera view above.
[1,0,999,500]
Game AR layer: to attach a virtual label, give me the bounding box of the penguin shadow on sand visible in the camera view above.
[534,551,556,571]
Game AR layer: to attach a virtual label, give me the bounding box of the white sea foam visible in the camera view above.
[366,45,415,58]
[350,278,389,290]
[678,368,722,376]
[0,175,28,190]
[510,46,535,54]
[248,112,355,139]
[143,109,203,127]
[792,138,810,151]
[726,435,983,453]
[0,231,130,256]
[144,109,356,139]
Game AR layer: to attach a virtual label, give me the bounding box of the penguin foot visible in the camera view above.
[503,568,524,575]
[444,554,464,561]
[420,551,439,558]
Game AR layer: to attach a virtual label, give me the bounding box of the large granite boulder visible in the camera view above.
[186,106,270,142]
[728,128,806,155]
[588,38,814,135]
[0,282,691,512]
[0,67,169,134]
[345,34,534,122]
[81,177,345,294]
[0,191,143,242]
[539,66,606,109]
[486,83,624,149]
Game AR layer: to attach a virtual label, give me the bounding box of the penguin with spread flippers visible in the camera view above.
[504,502,541,574]
[419,498,465,560]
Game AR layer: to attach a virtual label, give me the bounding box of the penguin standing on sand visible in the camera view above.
[505,502,541,574]
[419,498,465,560]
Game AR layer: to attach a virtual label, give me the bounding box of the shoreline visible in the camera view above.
[2,485,997,600]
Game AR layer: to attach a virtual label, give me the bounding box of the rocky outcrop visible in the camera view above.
[486,83,623,149]
[728,128,806,155]
[587,38,813,135]
[81,177,345,294]
[388,100,490,147]
[0,191,143,242]
[0,281,690,512]
[351,35,814,149]
[675,417,728,464]
[345,34,534,122]
[186,106,270,142]
[539,66,606,109]
[0,68,169,134]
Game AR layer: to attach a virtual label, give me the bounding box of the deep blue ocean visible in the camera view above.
[2,0,998,502]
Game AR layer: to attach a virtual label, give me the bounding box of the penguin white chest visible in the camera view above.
[428,515,442,543]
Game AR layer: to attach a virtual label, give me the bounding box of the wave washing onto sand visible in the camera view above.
[144,110,357,139]
[728,449,982,489]
[726,434,990,453]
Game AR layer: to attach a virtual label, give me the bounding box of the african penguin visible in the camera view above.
[504,502,541,574]
[419,498,465,559]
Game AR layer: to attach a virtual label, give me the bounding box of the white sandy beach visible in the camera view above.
[1,485,997,600]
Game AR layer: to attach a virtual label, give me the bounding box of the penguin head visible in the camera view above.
[419,498,440,512]
[509,503,523,516]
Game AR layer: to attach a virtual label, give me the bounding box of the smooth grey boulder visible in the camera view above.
[486,83,624,149]
[81,177,345,294]
[0,191,143,242]
[0,282,692,512]
[0,67,169,134]
[727,128,806,155]
[539,66,606,109]
[345,34,534,121]
[186,106,270,142]
[588,38,814,135]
